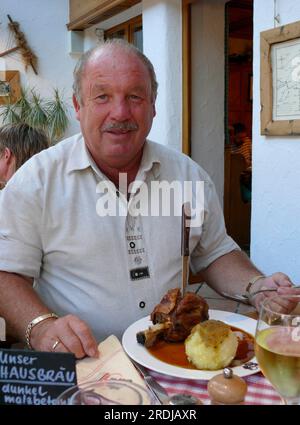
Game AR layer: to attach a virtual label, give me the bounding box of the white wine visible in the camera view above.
[255,327,300,400]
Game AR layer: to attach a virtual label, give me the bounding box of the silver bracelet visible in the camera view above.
[25,313,58,350]
[245,275,266,295]
[221,275,266,305]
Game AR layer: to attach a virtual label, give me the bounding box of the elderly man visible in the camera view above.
[0,40,296,359]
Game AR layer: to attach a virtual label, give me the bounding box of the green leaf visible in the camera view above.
[45,89,69,142]
[14,88,32,121]
[0,87,69,143]
[0,101,21,124]
[26,89,49,131]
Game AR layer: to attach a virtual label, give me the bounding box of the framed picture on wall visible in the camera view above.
[0,80,10,97]
[260,20,300,135]
[0,70,21,105]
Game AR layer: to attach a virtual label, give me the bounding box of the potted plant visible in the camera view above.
[0,88,69,143]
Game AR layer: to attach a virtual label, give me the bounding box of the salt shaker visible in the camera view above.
[207,367,247,405]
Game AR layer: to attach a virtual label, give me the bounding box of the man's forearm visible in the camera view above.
[0,271,52,342]
[201,250,263,302]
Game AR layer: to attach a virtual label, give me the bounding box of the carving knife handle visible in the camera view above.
[181,202,191,256]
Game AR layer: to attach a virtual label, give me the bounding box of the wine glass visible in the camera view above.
[55,379,157,405]
[255,294,300,405]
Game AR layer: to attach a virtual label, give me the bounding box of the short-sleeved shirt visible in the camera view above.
[0,134,239,341]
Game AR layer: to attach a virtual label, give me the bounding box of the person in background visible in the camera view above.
[231,123,252,202]
[0,123,49,348]
[0,40,298,359]
[0,123,49,189]
[231,123,252,169]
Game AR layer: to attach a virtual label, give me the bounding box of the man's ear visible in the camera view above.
[3,147,12,163]
[152,103,156,118]
[73,94,81,121]
[1,148,16,181]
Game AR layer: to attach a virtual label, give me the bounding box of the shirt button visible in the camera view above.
[139,301,146,309]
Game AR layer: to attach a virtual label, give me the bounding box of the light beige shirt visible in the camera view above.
[0,134,239,341]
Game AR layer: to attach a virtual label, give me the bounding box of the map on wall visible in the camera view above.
[271,38,300,121]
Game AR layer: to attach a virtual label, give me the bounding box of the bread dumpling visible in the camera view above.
[185,320,238,370]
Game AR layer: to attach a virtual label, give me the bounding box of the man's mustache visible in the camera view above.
[102,122,138,132]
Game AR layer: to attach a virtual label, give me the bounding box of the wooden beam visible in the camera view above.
[0,46,19,57]
[68,0,141,30]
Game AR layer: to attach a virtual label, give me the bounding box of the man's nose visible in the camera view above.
[110,98,131,121]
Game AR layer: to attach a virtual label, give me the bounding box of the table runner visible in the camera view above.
[150,370,282,405]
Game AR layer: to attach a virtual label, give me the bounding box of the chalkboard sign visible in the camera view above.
[0,348,77,405]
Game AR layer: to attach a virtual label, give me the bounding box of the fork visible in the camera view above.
[250,283,299,298]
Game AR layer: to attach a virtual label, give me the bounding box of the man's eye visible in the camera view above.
[129,95,142,101]
[95,94,108,101]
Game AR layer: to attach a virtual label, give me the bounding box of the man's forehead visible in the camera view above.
[83,48,151,86]
[88,46,143,69]
[91,81,148,92]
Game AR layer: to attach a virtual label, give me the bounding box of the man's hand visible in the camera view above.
[250,272,300,313]
[30,314,99,359]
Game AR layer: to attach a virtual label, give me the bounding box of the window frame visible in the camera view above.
[104,15,142,45]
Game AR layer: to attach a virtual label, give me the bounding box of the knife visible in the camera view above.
[181,202,191,295]
[132,360,169,405]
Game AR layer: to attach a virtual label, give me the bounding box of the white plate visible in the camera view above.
[122,309,259,380]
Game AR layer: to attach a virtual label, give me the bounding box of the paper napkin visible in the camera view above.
[76,335,145,388]
[0,317,5,341]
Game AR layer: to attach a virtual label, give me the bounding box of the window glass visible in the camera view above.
[106,29,126,40]
[105,16,142,51]
[133,25,143,51]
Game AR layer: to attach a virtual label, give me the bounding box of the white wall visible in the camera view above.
[190,0,226,203]
[143,0,182,151]
[0,0,79,137]
[251,0,300,281]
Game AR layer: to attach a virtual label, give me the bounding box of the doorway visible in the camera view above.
[224,0,253,252]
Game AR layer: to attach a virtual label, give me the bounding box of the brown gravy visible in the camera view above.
[147,326,254,369]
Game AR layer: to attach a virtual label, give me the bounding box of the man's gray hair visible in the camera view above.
[73,39,158,104]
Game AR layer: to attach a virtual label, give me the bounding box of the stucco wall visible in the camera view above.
[143,0,182,151]
[0,0,79,138]
[190,0,226,203]
[251,0,300,281]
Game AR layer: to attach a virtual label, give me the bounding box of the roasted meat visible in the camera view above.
[151,288,181,324]
[137,288,209,347]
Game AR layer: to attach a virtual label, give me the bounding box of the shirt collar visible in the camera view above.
[136,140,161,180]
[67,134,161,180]
[66,133,91,173]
